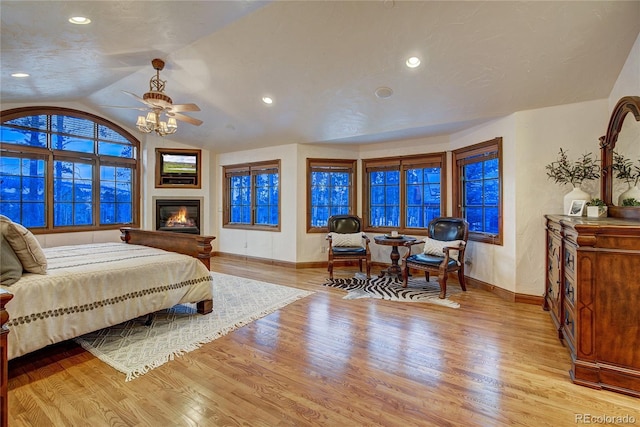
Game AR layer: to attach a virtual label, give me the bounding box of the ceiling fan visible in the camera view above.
[107,58,202,135]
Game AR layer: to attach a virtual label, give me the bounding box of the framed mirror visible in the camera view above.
[599,96,640,220]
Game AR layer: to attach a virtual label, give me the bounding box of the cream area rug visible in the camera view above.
[75,272,314,381]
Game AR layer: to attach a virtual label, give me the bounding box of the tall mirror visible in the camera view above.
[600,96,640,220]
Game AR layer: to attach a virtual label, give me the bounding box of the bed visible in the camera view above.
[1,227,215,361]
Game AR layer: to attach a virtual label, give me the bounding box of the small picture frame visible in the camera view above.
[568,199,586,216]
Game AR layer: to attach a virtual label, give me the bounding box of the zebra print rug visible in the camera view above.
[324,274,461,308]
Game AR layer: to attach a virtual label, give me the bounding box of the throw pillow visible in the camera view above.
[0,215,48,274]
[422,237,464,261]
[330,232,364,248]
[1,234,23,286]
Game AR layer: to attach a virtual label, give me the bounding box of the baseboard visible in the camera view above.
[212,252,544,305]
[464,276,544,305]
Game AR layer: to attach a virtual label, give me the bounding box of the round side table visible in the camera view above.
[373,235,416,279]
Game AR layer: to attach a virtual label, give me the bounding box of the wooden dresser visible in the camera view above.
[1,289,13,427]
[544,215,640,397]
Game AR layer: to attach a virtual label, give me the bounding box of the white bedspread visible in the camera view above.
[2,242,213,360]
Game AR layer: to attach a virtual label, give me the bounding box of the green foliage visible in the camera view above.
[612,151,640,187]
[586,198,605,207]
[545,148,600,186]
[622,198,640,207]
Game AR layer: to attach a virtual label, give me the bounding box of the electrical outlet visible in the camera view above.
[321,246,326,253]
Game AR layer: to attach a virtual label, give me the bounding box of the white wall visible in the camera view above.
[514,100,608,296]
[609,33,640,108]
[216,144,299,263]
[143,135,213,236]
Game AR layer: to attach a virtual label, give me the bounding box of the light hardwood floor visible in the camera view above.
[7,258,640,426]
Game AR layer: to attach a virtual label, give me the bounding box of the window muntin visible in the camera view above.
[453,137,503,245]
[223,160,280,230]
[0,107,139,232]
[307,159,356,231]
[363,154,445,232]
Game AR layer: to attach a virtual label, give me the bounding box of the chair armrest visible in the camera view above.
[402,239,423,259]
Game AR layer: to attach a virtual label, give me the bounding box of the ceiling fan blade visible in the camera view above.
[172,112,203,126]
[121,90,152,106]
[100,105,149,111]
[168,103,201,113]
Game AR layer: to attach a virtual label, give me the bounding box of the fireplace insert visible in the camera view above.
[156,199,200,234]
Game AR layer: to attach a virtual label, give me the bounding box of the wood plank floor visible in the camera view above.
[7,258,640,426]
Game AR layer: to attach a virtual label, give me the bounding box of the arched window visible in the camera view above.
[0,107,140,232]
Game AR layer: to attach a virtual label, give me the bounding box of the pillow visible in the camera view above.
[0,215,47,274]
[330,232,364,248]
[1,234,23,286]
[422,237,464,261]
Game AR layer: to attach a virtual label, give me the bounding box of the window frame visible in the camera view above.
[222,160,281,231]
[452,137,503,245]
[306,158,357,233]
[362,153,446,233]
[0,106,140,233]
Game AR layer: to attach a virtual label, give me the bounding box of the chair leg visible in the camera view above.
[358,259,363,272]
[424,272,430,282]
[366,260,371,279]
[328,261,333,280]
[458,268,467,291]
[437,273,448,299]
[402,267,409,288]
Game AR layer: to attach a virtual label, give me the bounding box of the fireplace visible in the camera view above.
[155,199,201,234]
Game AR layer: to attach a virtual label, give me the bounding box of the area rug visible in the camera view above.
[324,274,461,308]
[75,272,313,381]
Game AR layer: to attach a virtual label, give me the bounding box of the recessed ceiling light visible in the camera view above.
[11,73,30,78]
[262,96,273,105]
[69,16,91,25]
[406,56,421,68]
[375,87,393,99]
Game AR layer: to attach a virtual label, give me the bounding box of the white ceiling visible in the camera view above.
[2,1,639,153]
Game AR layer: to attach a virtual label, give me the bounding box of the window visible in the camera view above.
[363,153,445,232]
[307,158,356,232]
[452,137,502,245]
[0,107,139,232]
[223,160,280,230]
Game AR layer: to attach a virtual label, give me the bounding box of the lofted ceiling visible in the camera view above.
[1,1,639,153]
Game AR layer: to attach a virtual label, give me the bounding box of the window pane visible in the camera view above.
[0,155,46,225]
[0,126,47,147]
[465,162,483,180]
[465,180,483,205]
[51,115,94,138]
[98,125,131,144]
[485,158,499,179]
[52,135,94,153]
[3,115,48,131]
[116,203,132,223]
[101,203,115,223]
[485,207,499,234]
[99,141,134,158]
[466,207,483,232]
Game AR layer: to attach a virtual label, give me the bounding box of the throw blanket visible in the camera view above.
[2,242,212,360]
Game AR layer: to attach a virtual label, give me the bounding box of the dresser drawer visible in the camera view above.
[563,302,576,354]
[563,273,576,308]
[563,245,576,279]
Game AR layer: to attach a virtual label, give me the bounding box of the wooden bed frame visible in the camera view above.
[1,228,215,427]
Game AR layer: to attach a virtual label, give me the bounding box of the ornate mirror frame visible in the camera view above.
[599,96,640,220]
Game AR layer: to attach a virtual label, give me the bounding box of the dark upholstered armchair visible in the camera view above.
[326,215,371,280]
[402,217,469,299]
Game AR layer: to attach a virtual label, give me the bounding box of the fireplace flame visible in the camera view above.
[166,207,195,227]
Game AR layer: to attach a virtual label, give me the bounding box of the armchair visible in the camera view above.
[402,217,469,299]
[326,215,371,280]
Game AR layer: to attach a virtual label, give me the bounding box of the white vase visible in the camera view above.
[618,185,640,206]
[563,186,591,215]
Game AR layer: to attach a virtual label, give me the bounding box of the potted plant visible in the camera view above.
[622,197,640,207]
[586,198,607,217]
[611,151,640,205]
[545,148,600,214]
